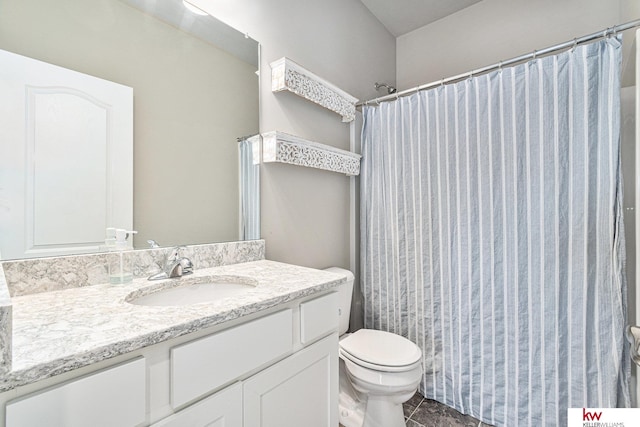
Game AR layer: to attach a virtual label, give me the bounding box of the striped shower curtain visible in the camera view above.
[360,36,629,426]
[239,135,260,240]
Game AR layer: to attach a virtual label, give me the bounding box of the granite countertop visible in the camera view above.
[0,260,345,392]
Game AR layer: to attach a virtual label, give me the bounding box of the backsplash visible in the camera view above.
[1,240,265,298]
[0,267,11,374]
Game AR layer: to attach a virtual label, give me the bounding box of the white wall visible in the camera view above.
[397,0,638,90]
[195,0,395,270]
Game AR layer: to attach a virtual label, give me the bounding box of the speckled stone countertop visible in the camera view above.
[0,267,11,375]
[0,260,345,392]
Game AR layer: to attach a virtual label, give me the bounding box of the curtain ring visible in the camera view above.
[498,60,503,73]
[532,49,537,60]
[571,38,578,52]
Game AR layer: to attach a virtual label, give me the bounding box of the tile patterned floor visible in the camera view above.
[403,392,493,427]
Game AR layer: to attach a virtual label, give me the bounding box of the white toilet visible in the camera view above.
[325,267,423,427]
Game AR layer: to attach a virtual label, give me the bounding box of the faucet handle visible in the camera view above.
[167,245,187,262]
[179,257,194,275]
[147,246,192,281]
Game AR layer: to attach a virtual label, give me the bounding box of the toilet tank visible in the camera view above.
[324,267,354,336]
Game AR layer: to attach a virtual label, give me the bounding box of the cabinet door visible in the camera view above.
[6,358,145,427]
[152,383,241,427]
[243,334,338,427]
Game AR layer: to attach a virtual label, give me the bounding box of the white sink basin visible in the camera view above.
[128,276,257,307]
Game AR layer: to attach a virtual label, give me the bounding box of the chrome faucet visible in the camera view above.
[148,246,194,280]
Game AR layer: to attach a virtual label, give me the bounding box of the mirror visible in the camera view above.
[0,0,259,260]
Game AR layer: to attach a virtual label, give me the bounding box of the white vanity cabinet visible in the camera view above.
[155,335,336,427]
[157,291,339,427]
[2,291,339,427]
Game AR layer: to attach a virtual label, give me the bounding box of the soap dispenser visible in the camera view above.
[103,227,117,251]
[109,228,137,284]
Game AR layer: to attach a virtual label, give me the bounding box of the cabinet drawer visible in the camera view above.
[300,292,339,344]
[6,357,146,427]
[152,382,241,427]
[171,309,293,408]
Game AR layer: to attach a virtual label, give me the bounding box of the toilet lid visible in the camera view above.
[339,329,422,367]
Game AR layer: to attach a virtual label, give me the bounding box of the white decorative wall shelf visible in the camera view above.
[270,57,358,123]
[261,131,361,176]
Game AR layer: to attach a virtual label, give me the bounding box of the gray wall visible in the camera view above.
[197,0,396,270]
[396,0,638,90]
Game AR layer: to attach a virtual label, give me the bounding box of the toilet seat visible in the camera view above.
[339,329,422,372]
[340,348,422,373]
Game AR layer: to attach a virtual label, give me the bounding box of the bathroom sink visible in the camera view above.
[128,276,257,307]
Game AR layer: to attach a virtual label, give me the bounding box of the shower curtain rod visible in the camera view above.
[357,18,640,107]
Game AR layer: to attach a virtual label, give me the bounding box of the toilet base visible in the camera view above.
[363,396,405,427]
[339,358,417,427]
[339,363,365,427]
[338,388,364,427]
[339,392,406,427]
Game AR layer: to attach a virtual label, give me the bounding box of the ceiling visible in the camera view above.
[360,0,483,37]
